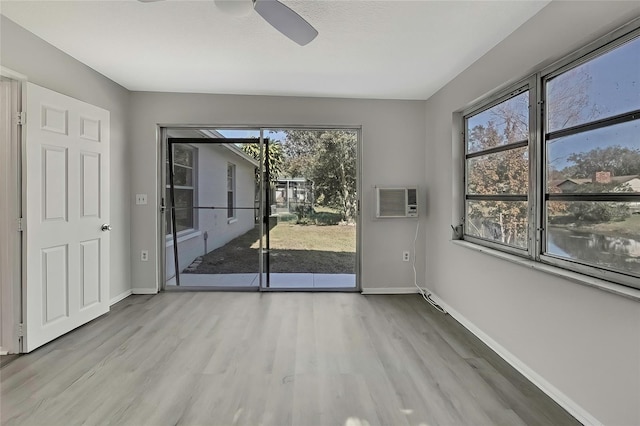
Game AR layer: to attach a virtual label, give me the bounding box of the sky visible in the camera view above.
[468,35,639,171]
[547,36,639,170]
[217,129,287,143]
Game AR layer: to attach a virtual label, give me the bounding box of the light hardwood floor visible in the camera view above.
[0,293,578,426]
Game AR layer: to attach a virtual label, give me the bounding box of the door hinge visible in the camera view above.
[17,217,23,232]
[15,112,26,126]
[17,323,24,337]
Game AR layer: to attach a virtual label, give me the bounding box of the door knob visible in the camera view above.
[101,224,112,232]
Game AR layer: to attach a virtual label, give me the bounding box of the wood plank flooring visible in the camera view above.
[0,293,579,426]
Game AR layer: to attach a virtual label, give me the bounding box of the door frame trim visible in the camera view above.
[157,124,363,292]
[0,68,25,354]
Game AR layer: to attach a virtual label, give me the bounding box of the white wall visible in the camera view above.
[0,16,132,302]
[424,3,640,425]
[165,144,257,278]
[130,93,426,292]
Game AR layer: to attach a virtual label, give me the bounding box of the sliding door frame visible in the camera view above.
[158,124,362,293]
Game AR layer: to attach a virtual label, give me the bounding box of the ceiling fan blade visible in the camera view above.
[253,0,318,46]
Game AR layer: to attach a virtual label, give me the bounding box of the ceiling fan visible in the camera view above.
[138,0,319,46]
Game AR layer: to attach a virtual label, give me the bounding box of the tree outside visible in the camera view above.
[279,130,358,223]
[466,91,530,247]
[466,40,640,276]
[467,61,639,249]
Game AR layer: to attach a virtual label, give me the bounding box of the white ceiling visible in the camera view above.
[1,0,549,100]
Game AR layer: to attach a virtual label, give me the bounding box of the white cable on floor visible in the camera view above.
[412,221,447,314]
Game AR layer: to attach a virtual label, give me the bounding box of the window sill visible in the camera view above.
[451,240,640,302]
[166,230,202,247]
[227,218,238,224]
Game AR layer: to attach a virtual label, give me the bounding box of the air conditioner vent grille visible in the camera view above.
[379,189,407,217]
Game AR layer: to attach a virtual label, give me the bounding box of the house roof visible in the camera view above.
[551,175,639,188]
[611,175,640,183]
[277,177,311,183]
[220,144,260,167]
[552,178,591,187]
[166,128,259,167]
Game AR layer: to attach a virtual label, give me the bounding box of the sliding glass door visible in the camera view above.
[262,128,358,290]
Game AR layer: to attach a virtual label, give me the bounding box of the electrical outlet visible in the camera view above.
[141,250,149,262]
[403,251,410,262]
[135,194,147,205]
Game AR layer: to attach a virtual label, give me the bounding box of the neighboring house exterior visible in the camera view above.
[614,176,640,192]
[552,172,640,193]
[166,135,259,280]
[551,171,640,212]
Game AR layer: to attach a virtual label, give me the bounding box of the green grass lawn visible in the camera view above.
[262,222,355,252]
[187,221,356,274]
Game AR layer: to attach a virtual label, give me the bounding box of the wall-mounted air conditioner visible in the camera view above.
[375,187,418,218]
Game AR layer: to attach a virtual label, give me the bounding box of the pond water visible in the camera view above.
[547,227,640,276]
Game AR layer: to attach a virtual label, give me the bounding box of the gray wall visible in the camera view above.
[130,93,427,292]
[424,3,640,425]
[0,16,132,302]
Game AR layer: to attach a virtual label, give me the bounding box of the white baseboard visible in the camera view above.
[435,296,601,426]
[361,287,420,295]
[132,288,158,295]
[109,289,132,306]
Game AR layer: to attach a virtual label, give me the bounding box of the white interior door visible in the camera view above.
[24,83,110,352]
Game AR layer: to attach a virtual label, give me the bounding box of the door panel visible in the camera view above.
[80,239,101,308]
[42,244,68,324]
[263,129,358,290]
[24,83,110,352]
[42,145,68,221]
[80,152,101,217]
[164,133,262,289]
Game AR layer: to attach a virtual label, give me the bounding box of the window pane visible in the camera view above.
[173,165,193,187]
[547,120,640,193]
[547,201,640,276]
[466,91,529,154]
[467,147,528,195]
[227,164,234,191]
[174,144,194,167]
[547,36,640,133]
[169,188,193,232]
[465,200,528,248]
[227,191,234,218]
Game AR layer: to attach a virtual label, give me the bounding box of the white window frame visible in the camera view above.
[460,22,640,291]
[166,144,198,236]
[462,79,537,258]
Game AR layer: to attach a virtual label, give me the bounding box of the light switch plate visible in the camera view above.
[136,194,147,205]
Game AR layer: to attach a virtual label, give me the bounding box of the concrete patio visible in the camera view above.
[166,273,356,289]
